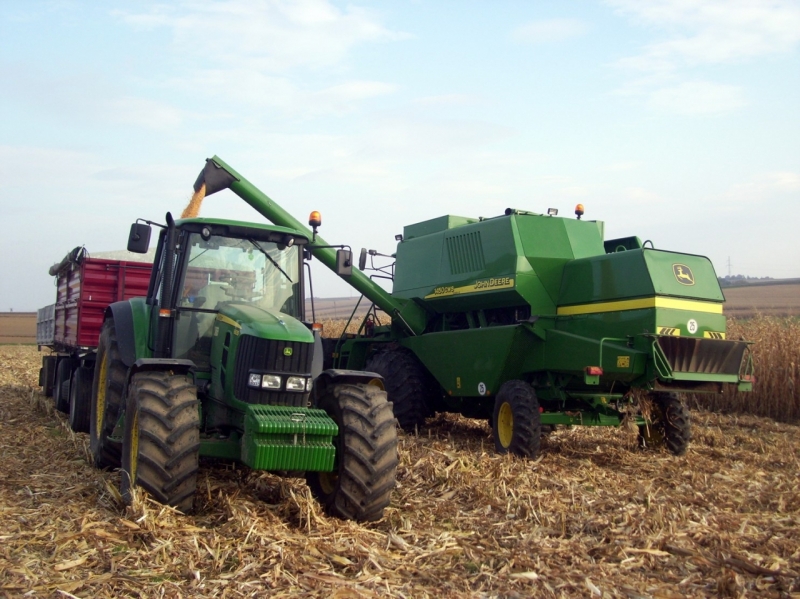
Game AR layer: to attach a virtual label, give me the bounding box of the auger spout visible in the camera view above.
[193,156,428,335]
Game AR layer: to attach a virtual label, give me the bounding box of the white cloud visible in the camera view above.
[116,0,409,72]
[608,0,800,68]
[511,18,588,44]
[607,0,800,114]
[647,81,747,115]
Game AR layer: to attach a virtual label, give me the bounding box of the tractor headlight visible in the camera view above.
[248,373,262,388]
[261,375,281,389]
[286,376,306,391]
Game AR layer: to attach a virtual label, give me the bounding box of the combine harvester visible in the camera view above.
[193,156,754,459]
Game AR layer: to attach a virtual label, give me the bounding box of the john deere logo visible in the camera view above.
[673,264,695,286]
[283,347,293,357]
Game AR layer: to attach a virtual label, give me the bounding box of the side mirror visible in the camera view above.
[336,249,352,277]
[127,223,151,253]
[358,248,367,270]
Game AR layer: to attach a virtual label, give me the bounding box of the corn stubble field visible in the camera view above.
[0,317,799,598]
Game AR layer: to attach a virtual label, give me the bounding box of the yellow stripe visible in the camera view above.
[215,313,241,329]
[557,297,723,316]
[424,277,515,299]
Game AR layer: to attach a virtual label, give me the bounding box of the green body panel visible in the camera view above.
[559,249,724,306]
[128,297,153,360]
[241,405,337,471]
[223,303,314,344]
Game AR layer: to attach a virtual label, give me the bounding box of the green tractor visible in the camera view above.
[90,208,397,520]
[192,156,754,460]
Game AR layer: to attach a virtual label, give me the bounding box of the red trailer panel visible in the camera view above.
[53,257,152,350]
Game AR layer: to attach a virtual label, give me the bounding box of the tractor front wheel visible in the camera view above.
[90,320,125,469]
[638,392,691,456]
[120,371,200,513]
[492,380,542,459]
[365,347,436,431]
[306,383,398,521]
[69,366,93,433]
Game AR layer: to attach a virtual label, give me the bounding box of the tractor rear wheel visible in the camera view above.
[306,382,398,521]
[365,347,435,431]
[492,380,542,459]
[120,371,200,513]
[638,392,691,456]
[69,366,93,433]
[54,358,75,413]
[90,320,125,469]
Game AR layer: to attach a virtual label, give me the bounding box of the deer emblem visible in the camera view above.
[673,264,695,285]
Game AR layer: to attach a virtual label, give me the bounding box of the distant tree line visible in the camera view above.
[718,275,774,287]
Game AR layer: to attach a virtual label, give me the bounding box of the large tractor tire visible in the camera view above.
[492,380,542,459]
[69,366,93,433]
[120,371,200,513]
[638,392,691,456]
[306,383,398,521]
[40,355,57,398]
[54,357,76,414]
[90,320,125,469]
[365,347,436,431]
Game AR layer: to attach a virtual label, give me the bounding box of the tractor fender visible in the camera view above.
[310,369,385,406]
[106,301,137,367]
[106,299,152,368]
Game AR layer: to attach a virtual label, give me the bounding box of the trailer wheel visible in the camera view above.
[638,392,691,456]
[40,355,57,398]
[69,366,93,433]
[492,380,541,459]
[120,371,200,513]
[90,320,124,469]
[365,347,435,431]
[54,358,75,414]
[306,383,398,521]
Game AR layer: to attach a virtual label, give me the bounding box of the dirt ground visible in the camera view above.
[1,345,798,598]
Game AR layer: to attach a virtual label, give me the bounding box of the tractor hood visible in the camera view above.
[217,303,313,344]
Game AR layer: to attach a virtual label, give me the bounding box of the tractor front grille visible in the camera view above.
[657,336,749,375]
[234,335,313,407]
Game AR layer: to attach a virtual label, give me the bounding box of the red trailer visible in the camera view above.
[38,247,152,432]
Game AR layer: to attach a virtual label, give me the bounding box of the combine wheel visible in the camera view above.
[69,366,93,433]
[365,347,435,431]
[638,392,691,456]
[492,380,541,459]
[120,371,200,513]
[306,383,398,521]
[90,320,125,469]
[54,358,75,413]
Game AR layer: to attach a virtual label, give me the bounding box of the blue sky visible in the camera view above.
[1,0,798,311]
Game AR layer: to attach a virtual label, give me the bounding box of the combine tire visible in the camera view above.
[306,383,398,521]
[69,366,93,433]
[90,320,125,469]
[365,347,435,431]
[492,380,541,459]
[120,371,200,513]
[54,358,76,414]
[638,392,691,456]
